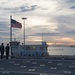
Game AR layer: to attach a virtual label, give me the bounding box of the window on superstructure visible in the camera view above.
[32,46,36,50]
[30,46,36,50]
[40,46,44,50]
[26,46,30,50]
[33,46,36,49]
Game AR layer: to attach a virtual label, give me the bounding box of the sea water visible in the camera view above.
[48,46,75,55]
[3,46,75,56]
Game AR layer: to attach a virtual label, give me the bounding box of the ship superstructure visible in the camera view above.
[10,41,48,57]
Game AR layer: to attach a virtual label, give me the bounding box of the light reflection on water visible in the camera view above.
[48,46,75,55]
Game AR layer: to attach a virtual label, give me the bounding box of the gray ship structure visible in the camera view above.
[10,41,48,58]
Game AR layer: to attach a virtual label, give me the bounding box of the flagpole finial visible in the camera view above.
[10,15,12,18]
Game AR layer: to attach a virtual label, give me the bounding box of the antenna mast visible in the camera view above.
[42,33,43,42]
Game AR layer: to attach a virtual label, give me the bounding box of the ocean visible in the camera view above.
[48,46,75,55]
[3,46,75,56]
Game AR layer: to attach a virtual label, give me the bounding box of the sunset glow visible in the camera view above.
[0,0,75,45]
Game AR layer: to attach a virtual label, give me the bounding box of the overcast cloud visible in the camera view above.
[0,0,75,45]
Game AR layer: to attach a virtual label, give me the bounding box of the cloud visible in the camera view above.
[0,0,75,44]
[35,32,60,36]
[0,0,47,14]
[19,5,38,12]
[0,4,45,14]
[66,0,75,3]
[70,6,75,9]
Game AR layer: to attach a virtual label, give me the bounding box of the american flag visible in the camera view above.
[11,19,22,28]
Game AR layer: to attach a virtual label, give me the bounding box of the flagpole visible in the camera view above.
[10,16,12,58]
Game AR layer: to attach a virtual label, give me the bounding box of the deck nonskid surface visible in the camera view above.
[0,59,75,75]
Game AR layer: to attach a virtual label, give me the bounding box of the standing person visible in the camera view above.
[0,46,1,58]
[0,43,5,59]
[5,44,10,59]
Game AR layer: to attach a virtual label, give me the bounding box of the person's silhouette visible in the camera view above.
[6,44,10,59]
[0,43,4,59]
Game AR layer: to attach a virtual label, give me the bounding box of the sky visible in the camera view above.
[0,0,75,45]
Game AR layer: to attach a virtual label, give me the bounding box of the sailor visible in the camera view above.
[5,44,10,59]
[0,43,5,59]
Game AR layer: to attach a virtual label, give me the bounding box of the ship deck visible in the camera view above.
[0,58,75,75]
